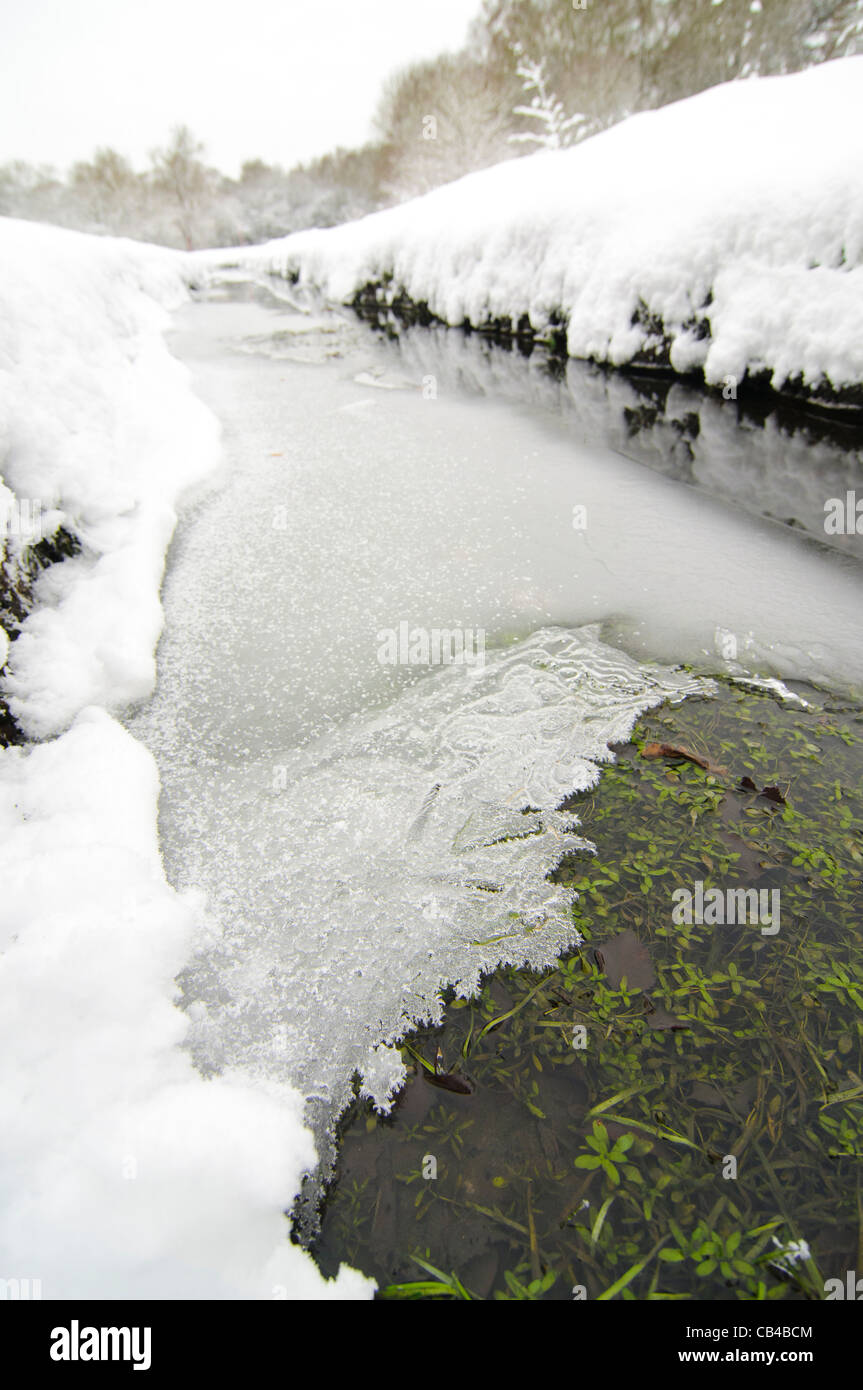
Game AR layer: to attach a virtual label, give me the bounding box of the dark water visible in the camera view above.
[347,292,863,559]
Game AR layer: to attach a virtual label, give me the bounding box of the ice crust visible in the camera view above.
[140,625,706,1161]
[348,322,863,557]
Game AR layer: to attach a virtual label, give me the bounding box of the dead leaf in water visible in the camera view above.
[738,775,787,805]
[690,1077,758,1111]
[760,784,786,805]
[424,1069,474,1096]
[640,742,727,776]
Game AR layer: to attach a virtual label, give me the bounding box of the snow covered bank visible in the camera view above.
[0,219,215,738]
[231,58,863,409]
[0,220,371,1298]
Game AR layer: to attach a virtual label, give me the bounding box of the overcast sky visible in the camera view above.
[0,0,482,176]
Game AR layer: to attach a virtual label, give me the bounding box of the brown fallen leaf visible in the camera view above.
[738,775,787,805]
[425,1044,473,1094]
[640,741,727,776]
[424,1070,473,1096]
[690,1081,724,1107]
[593,928,656,991]
[760,784,786,805]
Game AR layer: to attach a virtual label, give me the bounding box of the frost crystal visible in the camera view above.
[138,624,707,1192]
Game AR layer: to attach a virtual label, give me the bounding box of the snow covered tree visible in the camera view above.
[0,161,69,226]
[508,45,586,149]
[473,0,863,131]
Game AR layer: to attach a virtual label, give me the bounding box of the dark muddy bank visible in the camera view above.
[349,277,863,424]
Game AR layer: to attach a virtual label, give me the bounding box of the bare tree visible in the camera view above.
[374,52,515,199]
[149,125,215,249]
[71,148,138,232]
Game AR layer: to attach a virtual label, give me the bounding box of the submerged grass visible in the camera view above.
[311,678,863,1300]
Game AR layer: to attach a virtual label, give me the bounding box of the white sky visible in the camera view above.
[0,0,482,176]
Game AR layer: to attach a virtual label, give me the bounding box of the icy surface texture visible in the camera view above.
[141,626,706,1142]
[129,284,861,1193]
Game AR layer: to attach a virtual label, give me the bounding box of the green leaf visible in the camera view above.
[597,1237,668,1301]
[591,1195,615,1249]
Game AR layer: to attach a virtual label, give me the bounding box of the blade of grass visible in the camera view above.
[597,1236,668,1301]
[591,1195,615,1250]
[473,976,553,1048]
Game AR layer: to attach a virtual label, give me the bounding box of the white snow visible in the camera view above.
[228,57,863,397]
[0,219,371,1299]
[0,219,216,738]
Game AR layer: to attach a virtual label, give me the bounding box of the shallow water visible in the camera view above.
[128,272,863,1193]
[313,679,863,1300]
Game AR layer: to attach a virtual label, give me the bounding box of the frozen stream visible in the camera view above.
[129,273,863,1191]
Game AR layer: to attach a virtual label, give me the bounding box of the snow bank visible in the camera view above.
[0,220,371,1298]
[234,57,863,401]
[0,219,215,737]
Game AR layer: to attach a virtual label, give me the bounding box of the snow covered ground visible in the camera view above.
[227,57,863,404]
[0,220,370,1298]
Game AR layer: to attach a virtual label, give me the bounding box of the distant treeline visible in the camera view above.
[2,0,861,249]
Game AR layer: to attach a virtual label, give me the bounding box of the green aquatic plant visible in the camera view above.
[310,679,863,1301]
[574,1120,642,1187]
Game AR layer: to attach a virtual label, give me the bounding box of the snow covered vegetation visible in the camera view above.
[238,58,863,407]
[0,219,371,1298]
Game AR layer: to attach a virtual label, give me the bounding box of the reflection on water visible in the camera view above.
[354,310,863,559]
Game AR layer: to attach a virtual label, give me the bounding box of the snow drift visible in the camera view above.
[0,219,370,1298]
[0,219,214,738]
[233,57,863,405]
